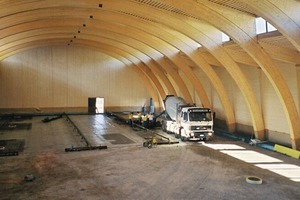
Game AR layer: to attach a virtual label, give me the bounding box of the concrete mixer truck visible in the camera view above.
[161,95,214,141]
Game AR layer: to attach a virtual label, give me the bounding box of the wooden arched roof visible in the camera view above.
[1,0,300,149]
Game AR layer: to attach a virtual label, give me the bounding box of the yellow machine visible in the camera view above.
[143,136,157,149]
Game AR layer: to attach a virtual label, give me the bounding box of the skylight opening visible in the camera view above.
[256,17,277,34]
[267,22,277,32]
[222,32,230,42]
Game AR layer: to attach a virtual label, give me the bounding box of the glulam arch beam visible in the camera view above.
[0,17,172,102]
[6,28,199,105]
[103,1,265,139]
[0,9,203,105]
[3,1,299,147]
[0,4,235,129]
[156,0,300,149]
[239,0,300,52]
[0,19,192,104]
[117,17,236,131]
[204,1,300,150]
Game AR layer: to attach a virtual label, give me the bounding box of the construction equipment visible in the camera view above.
[65,145,107,152]
[161,95,214,141]
[143,136,157,149]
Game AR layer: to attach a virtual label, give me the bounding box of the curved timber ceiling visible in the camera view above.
[1,0,300,149]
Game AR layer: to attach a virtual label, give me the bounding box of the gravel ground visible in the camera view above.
[0,115,299,200]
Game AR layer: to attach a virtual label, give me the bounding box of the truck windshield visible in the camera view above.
[189,112,212,121]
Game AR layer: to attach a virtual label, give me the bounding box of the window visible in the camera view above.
[222,32,231,42]
[196,43,202,48]
[189,112,212,121]
[256,17,277,34]
[183,112,188,121]
[267,22,277,32]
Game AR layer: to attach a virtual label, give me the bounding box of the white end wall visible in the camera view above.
[194,61,298,146]
[0,46,151,112]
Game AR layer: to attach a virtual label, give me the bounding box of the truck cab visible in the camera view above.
[177,107,214,141]
[161,95,214,141]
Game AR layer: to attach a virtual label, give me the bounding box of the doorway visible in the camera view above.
[88,97,104,114]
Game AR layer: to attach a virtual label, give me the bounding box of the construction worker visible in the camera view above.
[148,113,154,128]
[142,113,148,128]
[137,112,142,124]
[128,112,133,127]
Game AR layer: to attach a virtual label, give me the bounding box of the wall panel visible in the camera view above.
[22,49,39,108]
[179,71,194,103]
[275,60,299,113]
[261,62,294,134]
[212,66,234,120]
[0,46,150,112]
[52,47,68,107]
[193,67,212,108]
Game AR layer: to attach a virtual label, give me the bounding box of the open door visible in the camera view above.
[95,97,104,114]
[88,97,104,114]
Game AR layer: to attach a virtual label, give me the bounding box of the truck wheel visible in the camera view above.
[175,127,182,138]
[181,136,187,142]
[143,142,147,147]
[162,121,167,132]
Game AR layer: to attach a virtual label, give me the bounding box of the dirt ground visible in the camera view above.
[0,115,300,200]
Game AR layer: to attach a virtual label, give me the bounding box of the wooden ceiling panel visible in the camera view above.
[0,0,299,63]
[206,0,256,16]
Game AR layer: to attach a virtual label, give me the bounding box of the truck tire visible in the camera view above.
[162,121,167,132]
[175,127,182,138]
[181,136,187,142]
[143,142,147,147]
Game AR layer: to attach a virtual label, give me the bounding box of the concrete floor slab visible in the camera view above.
[0,114,299,200]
